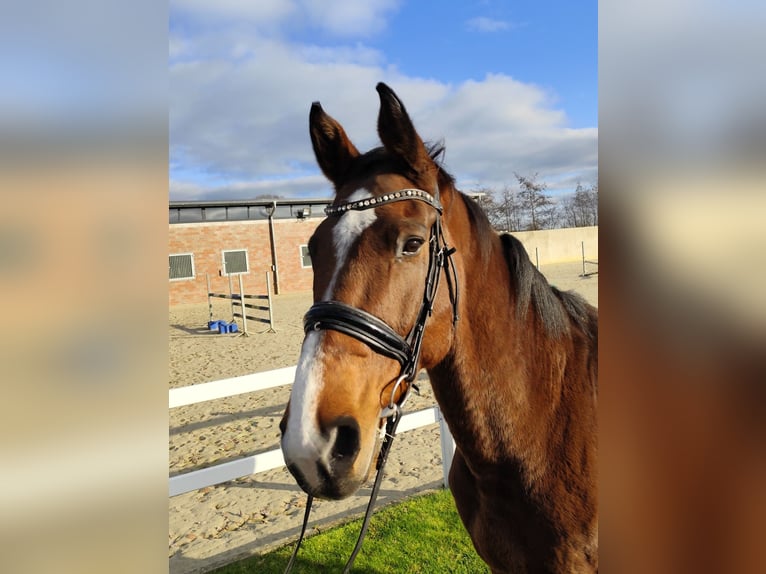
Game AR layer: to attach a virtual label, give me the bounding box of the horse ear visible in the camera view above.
[309,102,360,187]
[376,82,431,174]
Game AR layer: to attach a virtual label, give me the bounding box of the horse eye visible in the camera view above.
[402,237,425,255]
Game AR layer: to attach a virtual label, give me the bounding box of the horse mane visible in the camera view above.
[432,155,592,342]
[427,146,593,339]
[501,233,595,339]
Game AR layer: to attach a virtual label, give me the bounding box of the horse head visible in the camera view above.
[279,83,459,499]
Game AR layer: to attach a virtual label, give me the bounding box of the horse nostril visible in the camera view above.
[332,418,360,460]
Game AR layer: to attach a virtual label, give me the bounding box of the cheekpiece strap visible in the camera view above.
[325,188,442,216]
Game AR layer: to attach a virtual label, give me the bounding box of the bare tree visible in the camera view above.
[469,177,596,232]
[467,186,523,232]
[469,187,501,228]
[516,173,556,230]
[561,182,598,227]
[494,184,524,231]
[589,182,598,225]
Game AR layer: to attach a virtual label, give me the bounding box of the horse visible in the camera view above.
[279,83,598,573]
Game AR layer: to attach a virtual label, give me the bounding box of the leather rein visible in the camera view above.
[284,188,459,573]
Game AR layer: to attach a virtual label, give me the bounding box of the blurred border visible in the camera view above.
[601,2,766,572]
[1,2,168,572]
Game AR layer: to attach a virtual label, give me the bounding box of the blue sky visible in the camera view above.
[170,0,597,201]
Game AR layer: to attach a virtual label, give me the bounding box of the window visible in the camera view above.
[293,205,311,219]
[169,253,195,281]
[223,249,249,275]
[178,207,203,223]
[226,206,248,220]
[300,245,312,268]
[204,207,227,221]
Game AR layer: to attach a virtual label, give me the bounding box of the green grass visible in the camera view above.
[211,488,489,573]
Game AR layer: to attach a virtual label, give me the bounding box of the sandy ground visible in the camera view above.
[169,261,598,573]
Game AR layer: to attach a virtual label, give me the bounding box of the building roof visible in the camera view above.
[169,198,333,208]
[169,198,333,224]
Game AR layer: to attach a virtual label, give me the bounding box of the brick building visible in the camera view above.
[169,199,331,306]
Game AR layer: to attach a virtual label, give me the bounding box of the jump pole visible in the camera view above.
[228,273,235,322]
[207,273,213,324]
[237,273,248,336]
[206,272,237,326]
[265,272,275,333]
[233,272,277,336]
[208,272,276,335]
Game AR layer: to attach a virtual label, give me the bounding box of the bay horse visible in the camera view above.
[280,83,598,573]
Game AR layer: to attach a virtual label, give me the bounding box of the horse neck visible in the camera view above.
[429,198,574,470]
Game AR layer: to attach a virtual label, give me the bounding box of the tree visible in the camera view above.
[588,183,598,226]
[495,184,524,231]
[516,173,556,230]
[560,182,598,227]
[469,187,498,226]
[469,185,525,232]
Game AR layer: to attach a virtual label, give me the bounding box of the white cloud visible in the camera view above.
[170,11,596,201]
[414,76,597,192]
[171,0,402,39]
[466,16,512,33]
[170,175,332,201]
[299,0,402,37]
[170,0,296,24]
[170,38,388,182]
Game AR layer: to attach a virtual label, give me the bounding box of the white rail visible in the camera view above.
[169,366,296,408]
[169,367,455,497]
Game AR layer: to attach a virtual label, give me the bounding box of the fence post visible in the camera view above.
[437,407,455,489]
[582,241,586,277]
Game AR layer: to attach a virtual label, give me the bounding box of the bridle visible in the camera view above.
[306,187,460,411]
[284,187,459,573]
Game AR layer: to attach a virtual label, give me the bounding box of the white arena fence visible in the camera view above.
[169,367,456,497]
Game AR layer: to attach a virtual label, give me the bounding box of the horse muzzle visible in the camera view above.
[281,413,373,500]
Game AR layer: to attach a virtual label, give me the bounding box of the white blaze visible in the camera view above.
[324,190,378,300]
[283,190,378,486]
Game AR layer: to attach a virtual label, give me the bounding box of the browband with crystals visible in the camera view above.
[324,188,442,216]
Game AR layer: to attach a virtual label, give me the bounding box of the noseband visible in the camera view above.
[284,188,459,574]
[304,188,459,409]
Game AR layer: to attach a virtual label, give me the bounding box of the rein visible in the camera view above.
[284,188,459,573]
